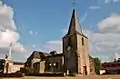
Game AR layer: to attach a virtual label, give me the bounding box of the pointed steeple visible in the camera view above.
[67,9,82,35]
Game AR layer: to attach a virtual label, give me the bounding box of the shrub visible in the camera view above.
[14,71,25,77]
[94,57,101,74]
[69,72,76,77]
[20,67,33,74]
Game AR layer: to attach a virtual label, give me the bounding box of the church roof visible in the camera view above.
[0,59,5,63]
[13,61,24,65]
[27,51,50,60]
[67,9,83,35]
[46,53,63,58]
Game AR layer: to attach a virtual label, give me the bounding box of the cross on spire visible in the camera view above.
[72,0,76,8]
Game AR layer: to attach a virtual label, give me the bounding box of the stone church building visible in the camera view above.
[25,9,95,75]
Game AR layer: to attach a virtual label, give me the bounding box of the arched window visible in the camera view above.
[82,38,84,45]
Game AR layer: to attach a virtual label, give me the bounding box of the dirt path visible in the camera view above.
[1,75,120,79]
[23,75,120,79]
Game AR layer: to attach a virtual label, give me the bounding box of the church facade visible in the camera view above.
[25,9,95,75]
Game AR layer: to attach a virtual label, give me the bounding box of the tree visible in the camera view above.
[113,58,120,62]
[113,58,117,62]
[94,57,101,74]
[117,58,120,62]
[50,51,57,55]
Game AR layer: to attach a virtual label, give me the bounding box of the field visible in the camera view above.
[1,75,120,79]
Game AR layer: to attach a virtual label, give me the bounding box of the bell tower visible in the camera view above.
[63,9,90,75]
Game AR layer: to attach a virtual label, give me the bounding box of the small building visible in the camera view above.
[0,59,24,74]
[100,62,120,74]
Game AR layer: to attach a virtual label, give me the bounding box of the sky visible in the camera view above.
[0,0,120,62]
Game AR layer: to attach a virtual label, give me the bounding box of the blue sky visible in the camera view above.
[2,0,117,44]
[0,0,120,62]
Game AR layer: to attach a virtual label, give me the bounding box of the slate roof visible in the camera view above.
[27,51,50,60]
[65,9,87,38]
[13,61,24,65]
[67,9,83,35]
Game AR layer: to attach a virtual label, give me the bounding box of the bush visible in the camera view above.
[20,67,33,74]
[94,57,101,74]
[14,71,25,77]
[69,72,76,77]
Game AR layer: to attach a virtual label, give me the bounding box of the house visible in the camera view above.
[0,58,24,74]
[100,62,120,74]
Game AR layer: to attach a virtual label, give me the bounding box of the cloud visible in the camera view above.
[98,13,120,33]
[42,40,62,53]
[83,13,120,61]
[104,0,120,3]
[114,52,120,60]
[29,30,33,35]
[29,30,38,35]
[85,31,120,52]
[114,0,120,2]
[89,6,101,9]
[104,0,111,3]
[35,31,38,35]
[81,31,119,62]
[0,1,27,59]
[0,1,16,31]
[32,44,36,48]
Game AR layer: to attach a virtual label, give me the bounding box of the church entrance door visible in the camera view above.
[83,65,87,75]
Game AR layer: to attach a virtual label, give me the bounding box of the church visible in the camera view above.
[25,8,95,75]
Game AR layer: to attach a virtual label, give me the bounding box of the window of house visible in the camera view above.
[82,38,84,45]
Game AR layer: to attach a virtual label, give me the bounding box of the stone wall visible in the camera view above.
[40,61,45,73]
[45,55,64,72]
[89,57,95,75]
[76,34,90,75]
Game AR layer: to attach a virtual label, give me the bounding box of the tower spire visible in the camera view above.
[67,9,83,35]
